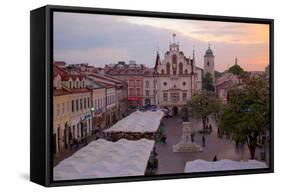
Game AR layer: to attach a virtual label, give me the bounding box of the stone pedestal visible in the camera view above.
[173,121,202,152]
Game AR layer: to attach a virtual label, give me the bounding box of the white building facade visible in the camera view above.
[154,36,203,115]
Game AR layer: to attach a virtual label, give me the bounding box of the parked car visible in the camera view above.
[150,105,157,109]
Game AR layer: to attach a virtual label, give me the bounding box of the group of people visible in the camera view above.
[70,137,82,150]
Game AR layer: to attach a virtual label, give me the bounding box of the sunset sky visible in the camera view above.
[54,12,269,72]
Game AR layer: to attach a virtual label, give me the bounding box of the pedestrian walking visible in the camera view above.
[209,124,212,132]
[213,155,217,161]
[162,134,167,144]
[191,133,195,142]
[152,147,158,156]
[202,135,206,147]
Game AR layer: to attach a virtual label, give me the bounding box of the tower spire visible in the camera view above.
[193,45,195,59]
[235,56,238,65]
[172,33,176,43]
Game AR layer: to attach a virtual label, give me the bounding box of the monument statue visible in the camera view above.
[173,107,202,153]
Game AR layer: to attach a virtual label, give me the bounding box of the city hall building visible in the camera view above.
[153,35,214,115]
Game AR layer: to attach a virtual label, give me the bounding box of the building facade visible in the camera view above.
[85,77,107,130]
[105,61,147,108]
[143,69,156,105]
[215,73,240,104]
[53,65,93,155]
[53,74,71,154]
[154,35,203,115]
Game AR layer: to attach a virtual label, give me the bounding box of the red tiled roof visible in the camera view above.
[93,80,114,88]
[53,64,68,77]
[69,88,92,94]
[54,64,85,81]
[53,87,71,96]
[53,86,91,96]
[54,61,66,66]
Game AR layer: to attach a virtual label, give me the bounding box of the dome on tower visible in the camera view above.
[205,44,213,56]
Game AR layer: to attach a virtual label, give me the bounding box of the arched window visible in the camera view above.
[207,61,210,66]
[166,63,170,75]
[184,69,188,74]
[172,54,177,64]
[179,63,183,74]
[161,69,164,75]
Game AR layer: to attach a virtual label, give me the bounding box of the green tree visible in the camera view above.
[228,64,244,76]
[203,72,215,92]
[188,90,220,131]
[219,75,269,159]
[215,70,222,78]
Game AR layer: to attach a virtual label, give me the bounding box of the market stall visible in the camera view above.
[54,138,155,180]
[103,110,164,141]
[184,159,268,173]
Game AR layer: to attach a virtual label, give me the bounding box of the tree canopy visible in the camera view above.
[215,70,222,78]
[188,90,220,119]
[219,75,269,159]
[202,72,215,92]
[228,64,245,76]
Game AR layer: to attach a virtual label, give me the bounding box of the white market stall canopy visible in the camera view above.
[184,159,268,173]
[54,138,155,180]
[104,110,164,133]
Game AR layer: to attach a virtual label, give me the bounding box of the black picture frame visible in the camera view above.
[30,4,274,187]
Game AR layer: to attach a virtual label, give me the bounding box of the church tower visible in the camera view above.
[204,44,215,82]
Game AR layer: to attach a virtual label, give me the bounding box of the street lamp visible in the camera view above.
[90,107,95,137]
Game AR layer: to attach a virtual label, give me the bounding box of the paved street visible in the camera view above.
[155,116,267,175]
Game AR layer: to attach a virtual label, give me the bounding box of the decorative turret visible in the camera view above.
[169,33,179,51]
[154,51,161,71]
[204,43,215,83]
